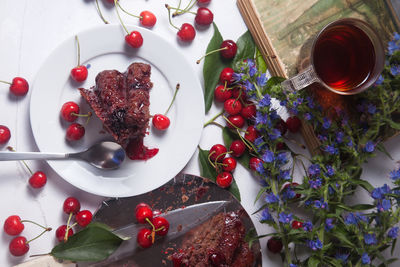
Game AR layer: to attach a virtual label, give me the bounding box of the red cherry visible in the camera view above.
[61,101,80,122]
[230,140,246,157]
[70,66,88,82]
[140,11,157,27]
[244,125,259,143]
[4,215,24,236]
[177,23,196,42]
[209,144,227,162]
[232,88,247,102]
[197,0,211,4]
[220,40,237,59]
[286,116,301,133]
[106,0,117,4]
[9,236,29,256]
[66,123,85,141]
[226,115,245,129]
[63,197,81,215]
[137,228,153,248]
[135,203,150,212]
[9,77,29,96]
[283,182,301,199]
[216,172,233,188]
[241,104,256,120]
[214,85,232,102]
[55,225,73,242]
[28,171,47,188]
[224,98,242,115]
[275,119,288,135]
[152,216,169,236]
[152,114,170,130]
[195,7,213,26]
[0,125,11,144]
[267,237,283,254]
[125,31,143,48]
[222,157,237,172]
[219,67,235,85]
[249,157,262,171]
[136,206,153,224]
[291,220,303,229]
[75,210,93,227]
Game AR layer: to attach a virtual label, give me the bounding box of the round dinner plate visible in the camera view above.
[30,25,204,197]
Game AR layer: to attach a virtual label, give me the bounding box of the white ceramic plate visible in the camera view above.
[30,25,204,197]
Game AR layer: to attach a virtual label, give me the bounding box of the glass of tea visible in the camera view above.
[281,18,385,95]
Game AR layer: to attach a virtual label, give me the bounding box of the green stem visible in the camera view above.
[95,0,109,24]
[7,147,33,175]
[169,6,196,15]
[20,220,49,230]
[115,0,129,34]
[165,84,180,115]
[64,213,73,242]
[204,121,224,129]
[166,5,179,30]
[177,0,182,10]
[254,84,263,99]
[116,1,141,19]
[197,47,228,64]
[0,80,11,85]
[203,110,224,127]
[75,35,81,67]
[27,228,51,244]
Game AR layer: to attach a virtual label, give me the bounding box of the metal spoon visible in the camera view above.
[0,141,125,170]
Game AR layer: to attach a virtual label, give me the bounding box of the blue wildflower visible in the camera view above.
[336,132,344,143]
[356,213,368,223]
[375,75,384,86]
[307,238,323,251]
[309,178,322,189]
[256,162,267,176]
[390,168,400,181]
[255,111,269,127]
[303,221,313,232]
[371,188,384,200]
[256,73,268,87]
[364,141,375,153]
[364,233,377,245]
[268,128,281,140]
[322,117,331,129]
[259,94,271,107]
[278,212,293,224]
[320,200,328,209]
[304,113,312,121]
[324,145,338,155]
[347,139,353,147]
[325,218,334,231]
[246,59,255,68]
[280,100,287,106]
[377,198,391,212]
[317,134,328,142]
[260,208,273,222]
[282,188,296,200]
[362,253,371,264]
[326,165,335,176]
[254,136,264,147]
[265,193,279,204]
[269,109,279,120]
[249,66,257,77]
[328,185,335,195]
[389,34,400,55]
[306,96,314,108]
[277,152,288,164]
[381,184,391,194]
[279,170,291,180]
[335,253,349,263]
[304,200,312,206]
[391,65,400,76]
[388,226,399,239]
[86,63,91,69]
[367,104,377,114]
[345,213,357,225]
[233,72,244,82]
[262,150,275,163]
[259,178,269,187]
[308,164,321,176]
[289,264,297,267]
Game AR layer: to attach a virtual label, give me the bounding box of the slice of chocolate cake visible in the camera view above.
[79,63,155,158]
[171,212,254,267]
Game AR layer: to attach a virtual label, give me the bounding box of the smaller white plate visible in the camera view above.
[30,25,204,197]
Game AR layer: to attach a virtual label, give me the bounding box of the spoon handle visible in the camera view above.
[0,151,68,161]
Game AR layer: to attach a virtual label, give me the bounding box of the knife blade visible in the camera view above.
[80,200,229,267]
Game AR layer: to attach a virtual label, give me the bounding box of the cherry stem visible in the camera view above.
[204,121,224,129]
[169,6,196,16]
[207,151,217,168]
[20,220,50,231]
[7,146,33,175]
[177,0,182,9]
[95,0,109,24]
[214,151,232,166]
[222,115,247,132]
[145,217,155,230]
[236,128,257,152]
[116,1,141,19]
[164,83,180,115]
[64,213,73,242]
[173,0,196,16]
[154,226,165,232]
[0,80,11,85]
[197,47,228,64]
[30,253,50,258]
[27,227,51,244]
[115,0,130,34]
[74,35,82,67]
[165,5,179,30]
[203,110,224,127]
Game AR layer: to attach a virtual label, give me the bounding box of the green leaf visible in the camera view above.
[308,256,320,267]
[222,127,250,170]
[263,76,286,94]
[377,143,394,160]
[51,225,123,262]
[203,23,230,113]
[392,239,397,256]
[349,204,375,211]
[255,48,267,74]
[232,31,256,66]
[349,179,374,193]
[198,147,241,201]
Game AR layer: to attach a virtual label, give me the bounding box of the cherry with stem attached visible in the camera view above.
[152,84,180,131]
[0,77,29,96]
[115,0,143,48]
[94,0,110,24]
[196,40,237,64]
[115,1,157,27]
[166,5,196,42]
[61,101,92,123]
[70,35,88,82]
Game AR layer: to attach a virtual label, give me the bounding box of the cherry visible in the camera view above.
[241,104,256,120]
[282,182,301,199]
[106,0,117,4]
[0,125,11,144]
[219,68,235,85]
[216,172,233,188]
[135,203,151,212]
[63,197,81,215]
[222,157,237,172]
[286,116,301,133]
[140,11,157,27]
[275,119,288,135]
[291,220,303,229]
[137,228,153,248]
[55,225,73,242]
[230,140,246,157]
[226,115,245,129]
[232,87,247,102]
[224,98,242,115]
[244,125,259,143]
[197,0,211,4]
[66,123,85,141]
[249,157,262,171]
[70,66,88,82]
[195,7,213,26]
[125,31,144,48]
[61,101,80,122]
[4,215,24,236]
[214,85,232,102]
[75,210,93,227]
[177,23,196,42]
[209,144,227,162]
[267,237,283,254]
[9,77,29,96]
[152,216,169,236]
[136,206,153,224]
[9,236,29,256]
[28,171,47,188]
[220,40,237,59]
[152,114,170,130]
